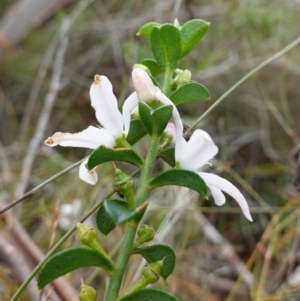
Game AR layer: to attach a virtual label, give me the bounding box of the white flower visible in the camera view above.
[175,129,253,221]
[45,75,129,185]
[122,68,183,153]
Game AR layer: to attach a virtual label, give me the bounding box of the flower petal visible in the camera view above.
[122,92,139,136]
[45,126,115,149]
[178,129,218,170]
[208,185,226,206]
[79,159,98,185]
[90,75,124,138]
[199,172,253,221]
[155,91,184,158]
[132,68,159,102]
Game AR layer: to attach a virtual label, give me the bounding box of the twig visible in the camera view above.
[0,158,85,214]
[0,233,40,301]
[190,35,300,131]
[14,18,70,200]
[194,210,255,286]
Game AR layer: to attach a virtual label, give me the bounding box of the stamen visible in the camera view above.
[45,137,54,145]
[94,74,101,84]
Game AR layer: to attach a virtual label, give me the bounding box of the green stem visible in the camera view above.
[104,222,137,301]
[104,137,160,301]
[189,35,300,131]
[162,70,173,96]
[135,137,159,207]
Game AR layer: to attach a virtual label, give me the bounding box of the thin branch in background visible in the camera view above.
[194,210,255,287]
[14,18,70,200]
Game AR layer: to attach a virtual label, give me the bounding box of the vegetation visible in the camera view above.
[1,0,300,300]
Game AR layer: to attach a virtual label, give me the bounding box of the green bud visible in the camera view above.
[171,69,192,90]
[133,225,155,249]
[114,168,135,207]
[79,284,97,301]
[141,265,159,283]
[76,223,106,255]
[149,260,163,276]
[117,264,159,301]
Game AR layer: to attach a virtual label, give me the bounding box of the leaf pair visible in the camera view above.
[138,19,210,72]
[139,102,173,137]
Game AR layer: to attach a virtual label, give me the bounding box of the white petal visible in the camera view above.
[90,75,124,137]
[122,92,139,136]
[178,129,218,170]
[208,185,226,206]
[155,91,184,158]
[199,172,253,221]
[79,159,98,185]
[132,68,159,102]
[45,126,115,149]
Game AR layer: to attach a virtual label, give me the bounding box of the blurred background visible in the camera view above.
[1,0,300,300]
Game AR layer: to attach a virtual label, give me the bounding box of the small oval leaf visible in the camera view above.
[150,24,181,71]
[126,119,147,145]
[87,146,144,170]
[141,59,164,77]
[180,19,210,58]
[96,200,127,235]
[152,105,173,137]
[134,244,176,279]
[157,147,175,167]
[137,22,160,37]
[139,102,153,136]
[149,169,208,196]
[170,82,210,105]
[119,288,182,301]
[38,248,115,288]
[104,199,148,225]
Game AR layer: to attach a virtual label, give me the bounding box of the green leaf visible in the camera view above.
[170,82,210,105]
[141,59,164,77]
[152,105,173,136]
[126,119,147,145]
[157,147,175,167]
[137,22,160,37]
[96,200,127,235]
[138,102,153,136]
[119,288,182,301]
[150,24,181,71]
[87,145,144,170]
[38,248,115,288]
[180,19,210,58]
[104,199,148,225]
[139,102,173,137]
[149,169,208,196]
[134,245,176,279]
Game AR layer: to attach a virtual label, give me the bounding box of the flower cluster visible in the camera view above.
[45,68,252,221]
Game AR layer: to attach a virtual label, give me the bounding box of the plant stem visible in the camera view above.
[135,137,159,207]
[104,222,137,301]
[104,137,160,301]
[162,70,173,96]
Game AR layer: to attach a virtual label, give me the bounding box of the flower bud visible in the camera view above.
[133,64,151,75]
[172,69,192,89]
[132,68,159,102]
[149,260,163,276]
[117,264,160,300]
[133,224,155,249]
[76,223,106,255]
[114,167,135,206]
[159,122,176,148]
[79,283,97,301]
